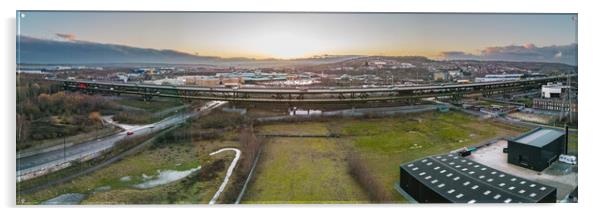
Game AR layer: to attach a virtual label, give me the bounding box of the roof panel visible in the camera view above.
[515,128,564,147]
[401,153,556,203]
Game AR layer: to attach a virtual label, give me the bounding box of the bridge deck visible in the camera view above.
[55,75,574,103]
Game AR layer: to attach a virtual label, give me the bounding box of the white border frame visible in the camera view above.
[2,0,600,216]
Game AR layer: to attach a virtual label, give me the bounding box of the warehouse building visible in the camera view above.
[507,128,566,171]
[474,74,524,83]
[398,153,556,203]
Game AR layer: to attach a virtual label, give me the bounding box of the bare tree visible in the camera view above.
[347,151,393,203]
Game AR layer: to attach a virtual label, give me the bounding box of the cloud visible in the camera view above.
[440,43,577,65]
[55,33,77,41]
[439,51,479,59]
[523,43,536,49]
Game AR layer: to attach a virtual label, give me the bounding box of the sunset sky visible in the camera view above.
[17,12,577,59]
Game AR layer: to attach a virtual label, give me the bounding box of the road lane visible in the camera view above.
[17,101,227,181]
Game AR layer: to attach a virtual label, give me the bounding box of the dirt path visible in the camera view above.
[208,148,241,204]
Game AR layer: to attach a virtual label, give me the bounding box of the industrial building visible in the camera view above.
[183,75,244,87]
[533,82,577,114]
[398,153,557,203]
[507,128,566,171]
[433,72,449,81]
[475,74,524,83]
[532,98,578,113]
[541,82,570,98]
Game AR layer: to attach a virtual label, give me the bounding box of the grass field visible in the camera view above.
[257,122,331,136]
[20,110,543,204]
[19,136,240,204]
[243,111,529,203]
[568,133,578,155]
[242,137,370,203]
[337,111,528,202]
[115,97,184,113]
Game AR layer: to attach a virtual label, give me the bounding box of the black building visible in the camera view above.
[507,128,566,171]
[398,154,556,203]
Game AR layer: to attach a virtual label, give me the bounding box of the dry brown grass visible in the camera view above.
[346,151,393,203]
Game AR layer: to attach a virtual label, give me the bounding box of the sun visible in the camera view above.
[258,44,313,59]
[239,31,327,59]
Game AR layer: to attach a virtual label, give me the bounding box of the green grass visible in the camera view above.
[340,111,528,202]
[341,112,505,154]
[568,133,578,155]
[20,111,536,204]
[82,150,234,204]
[242,138,370,204]
[18,137,240,204]
[115,98,184,113]
[244,111,528,203]
[257,122,331,136]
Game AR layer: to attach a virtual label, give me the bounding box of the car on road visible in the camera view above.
[297,87,308,92]
[126,131,134,136]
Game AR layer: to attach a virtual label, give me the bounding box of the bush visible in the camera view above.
[152,129,224,149]
[347,151,393,203]
[194,111,246,129]
[16,78,119,143]
[109,133,155,157]
[219,125,263,204]
[112,110,154,124]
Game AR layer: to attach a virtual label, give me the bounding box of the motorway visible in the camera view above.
[57,75,575,103]
[17,101,227,181]
[58,75,573,93]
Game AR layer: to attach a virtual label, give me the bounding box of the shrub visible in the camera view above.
[347,151,393,203]
[112,110,154,124]
[219,125,264,203]
[152,129,224,149]
[194,111,246,129]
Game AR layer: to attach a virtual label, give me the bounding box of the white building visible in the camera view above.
[541,82,569,98]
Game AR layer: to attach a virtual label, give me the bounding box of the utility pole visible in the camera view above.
[567,73,573,123]
[63,135,66,161]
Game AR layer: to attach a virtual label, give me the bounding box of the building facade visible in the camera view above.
[507,128,566,171]
[532,98,577,113]
[474,74,524,83]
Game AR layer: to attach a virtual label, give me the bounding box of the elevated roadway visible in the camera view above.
[56,75,575,103]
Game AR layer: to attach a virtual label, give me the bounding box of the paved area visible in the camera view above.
[467,140,578,201]
[209,148,241,205]
[17,101,227,181]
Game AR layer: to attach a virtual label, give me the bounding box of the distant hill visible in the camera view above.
[17,35,577,67]
[17,36,223,64]
[16,36,361,66]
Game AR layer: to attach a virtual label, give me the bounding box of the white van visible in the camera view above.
[559,154,577,165]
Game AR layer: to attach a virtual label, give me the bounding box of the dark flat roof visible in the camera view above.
[512,128,564,147]
[401,153,556,203]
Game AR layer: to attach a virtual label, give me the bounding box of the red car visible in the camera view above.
[126,131,134,136]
